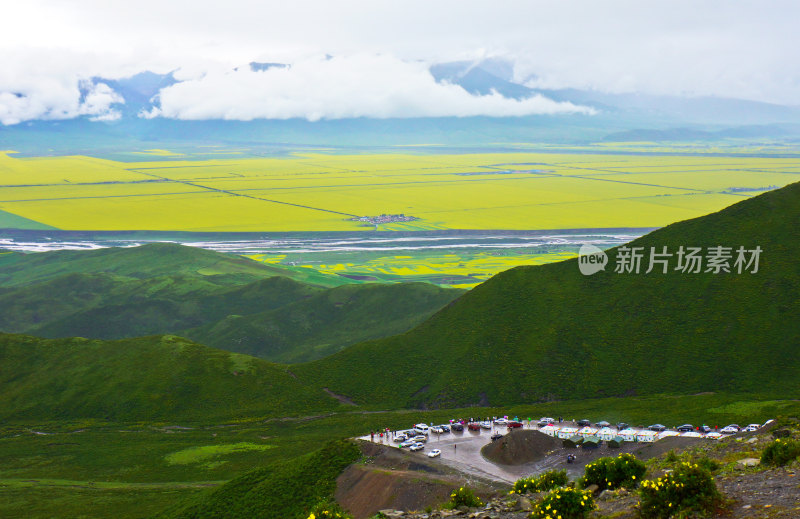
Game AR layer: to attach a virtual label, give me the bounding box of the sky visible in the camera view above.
[1,0,798,125]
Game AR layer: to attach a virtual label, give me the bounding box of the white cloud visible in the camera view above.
[144,54,593,121]
[0,51,125,125]
[1,1,798,125]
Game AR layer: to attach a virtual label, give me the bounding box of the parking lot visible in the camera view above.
[356,419,762,483]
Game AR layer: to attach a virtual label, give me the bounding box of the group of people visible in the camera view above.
[369,428,392,442]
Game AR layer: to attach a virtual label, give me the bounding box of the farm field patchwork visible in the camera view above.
[0,149,797,233]
[248,248,580,288]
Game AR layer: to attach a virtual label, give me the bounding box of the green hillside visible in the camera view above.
[185,282,464,363]
[157,440,360,519]
[0,245,463,359]
[25,275,323,339]
[0,333,341,422]
[0,242,291,287]
[294,181,800,408]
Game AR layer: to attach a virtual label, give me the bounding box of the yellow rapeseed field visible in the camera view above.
[0,150,796,231]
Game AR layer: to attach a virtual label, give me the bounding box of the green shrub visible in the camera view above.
[581,453,646,491]
[530,487,594,519]
[444,486,483,509]
[638,462,722,518]
[694,456,721,473]
[307,500,352,519]
[512,470,569,494]
[760,438,800,466]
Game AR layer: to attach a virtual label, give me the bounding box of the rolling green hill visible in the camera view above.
[25,275,323,340]
[0,333,341,422]
[294,182,800,408]
[0,242,291,287]
[185,282,464,363]
[156,440,361,519]
[0,244,463,361]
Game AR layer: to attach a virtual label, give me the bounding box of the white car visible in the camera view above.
[413,424,430,434]
[409,442,425,451]
[412,435,427,443]
[480,421,492,429]
[427,449,441,458]
[494,418,508,426]
[392,434,407,442]
[399,440,416,448]
[742,424,760,432]
[430,426,444,434]
[720,426,738,434]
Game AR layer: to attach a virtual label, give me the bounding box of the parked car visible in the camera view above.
[412,435,427,443]
[399,440,416,448]
[616,422,629,430]
[596,421,611,428]
[537,418,555,427]
[413,424,430,435]
[676,424,694,432]
[725,424,741,431]
[468,422,481,431]
[480,421,492,429]
[427,449,441,458]
[451,423,464,432]
[430,426,444,434]
[491,432,503,441]
[393,434,408,442]
[648,424,667,432]
[698,425,712,433]
[494,418,508,426]
[577,419,592,427]
[438,425,451,433]
[743,424,761,432]
[409,443,424,452]
[720,426,739,434]
[507,421,524,428]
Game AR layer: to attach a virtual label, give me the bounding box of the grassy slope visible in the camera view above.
[185,282,465,363]
[0,242,293,287]
[294,181,800,408]
[0,333,342,422]
[156,440,361,519]
[25,275,323,340]
[0,244,465,362]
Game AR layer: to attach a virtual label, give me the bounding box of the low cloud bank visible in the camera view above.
[144,55,594,121]
[0,54,593,125]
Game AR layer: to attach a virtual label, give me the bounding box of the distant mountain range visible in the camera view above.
[3,58,799,153]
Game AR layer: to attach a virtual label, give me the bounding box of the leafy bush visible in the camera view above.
[638,462,722,518]
[761,438,800,466]
[512,470,569,494]
[307,500,352,519]
[444,486,483,509]
[581,453,646,491]
[694,456,721,473]
[530,487,594,519]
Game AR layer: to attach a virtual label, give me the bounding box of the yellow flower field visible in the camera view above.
[0,149,796,232]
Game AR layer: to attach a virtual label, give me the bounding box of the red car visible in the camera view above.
[507,421,524,428]
[467,422,481,431]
